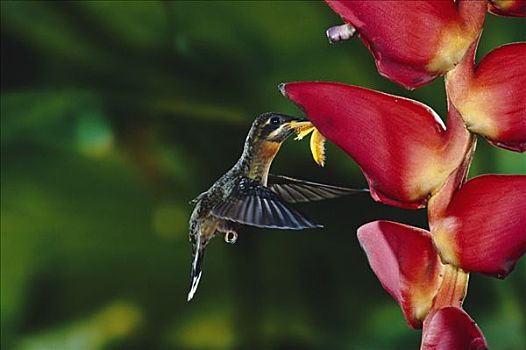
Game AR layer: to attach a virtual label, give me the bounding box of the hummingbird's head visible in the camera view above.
[252,112,309,143]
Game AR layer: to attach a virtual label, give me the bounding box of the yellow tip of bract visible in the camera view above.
[289,121,326,167]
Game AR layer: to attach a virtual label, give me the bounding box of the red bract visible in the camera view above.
[357,220,469,331]
[280,81,473,209]
[324,0,486,89]
[431,175,526,278]
[447,41,526,152]
[488,0,526,17]
[357,221,441,328]
[421,307,487,350]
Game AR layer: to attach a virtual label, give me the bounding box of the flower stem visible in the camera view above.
[432,264,469,310]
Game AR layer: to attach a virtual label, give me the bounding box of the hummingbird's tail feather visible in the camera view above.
[187,240,205,302]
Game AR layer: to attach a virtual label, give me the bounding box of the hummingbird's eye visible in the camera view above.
[270,116,281,125]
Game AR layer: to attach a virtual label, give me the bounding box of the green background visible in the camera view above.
[1,1,525,349]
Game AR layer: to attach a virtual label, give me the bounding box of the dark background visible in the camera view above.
[1,1,525,349]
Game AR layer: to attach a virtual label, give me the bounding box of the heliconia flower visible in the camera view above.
[487,0,526,17]
[280,81,473,209]
[323,0,486,89]
[359,224,489,349]
[357,220,476,328]
[446,41,526,152]
[357,221,442,328]
[421,307,487,350]
[430,175,526,278]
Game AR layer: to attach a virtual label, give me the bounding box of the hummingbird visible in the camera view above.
[187,112,364,301]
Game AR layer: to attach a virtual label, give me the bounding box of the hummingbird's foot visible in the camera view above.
[224,230,238,244]
[217,221,239,244]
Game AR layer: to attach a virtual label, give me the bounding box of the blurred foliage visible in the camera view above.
[1,1,525,349]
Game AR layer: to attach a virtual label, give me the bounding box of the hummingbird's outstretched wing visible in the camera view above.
[268,174,368,203]
[211,178,322,230]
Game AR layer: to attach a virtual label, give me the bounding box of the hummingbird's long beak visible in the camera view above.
[285,115,309,124]
[269,113,310,132]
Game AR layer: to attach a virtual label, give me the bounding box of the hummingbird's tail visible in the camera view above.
[187,236,205,302]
